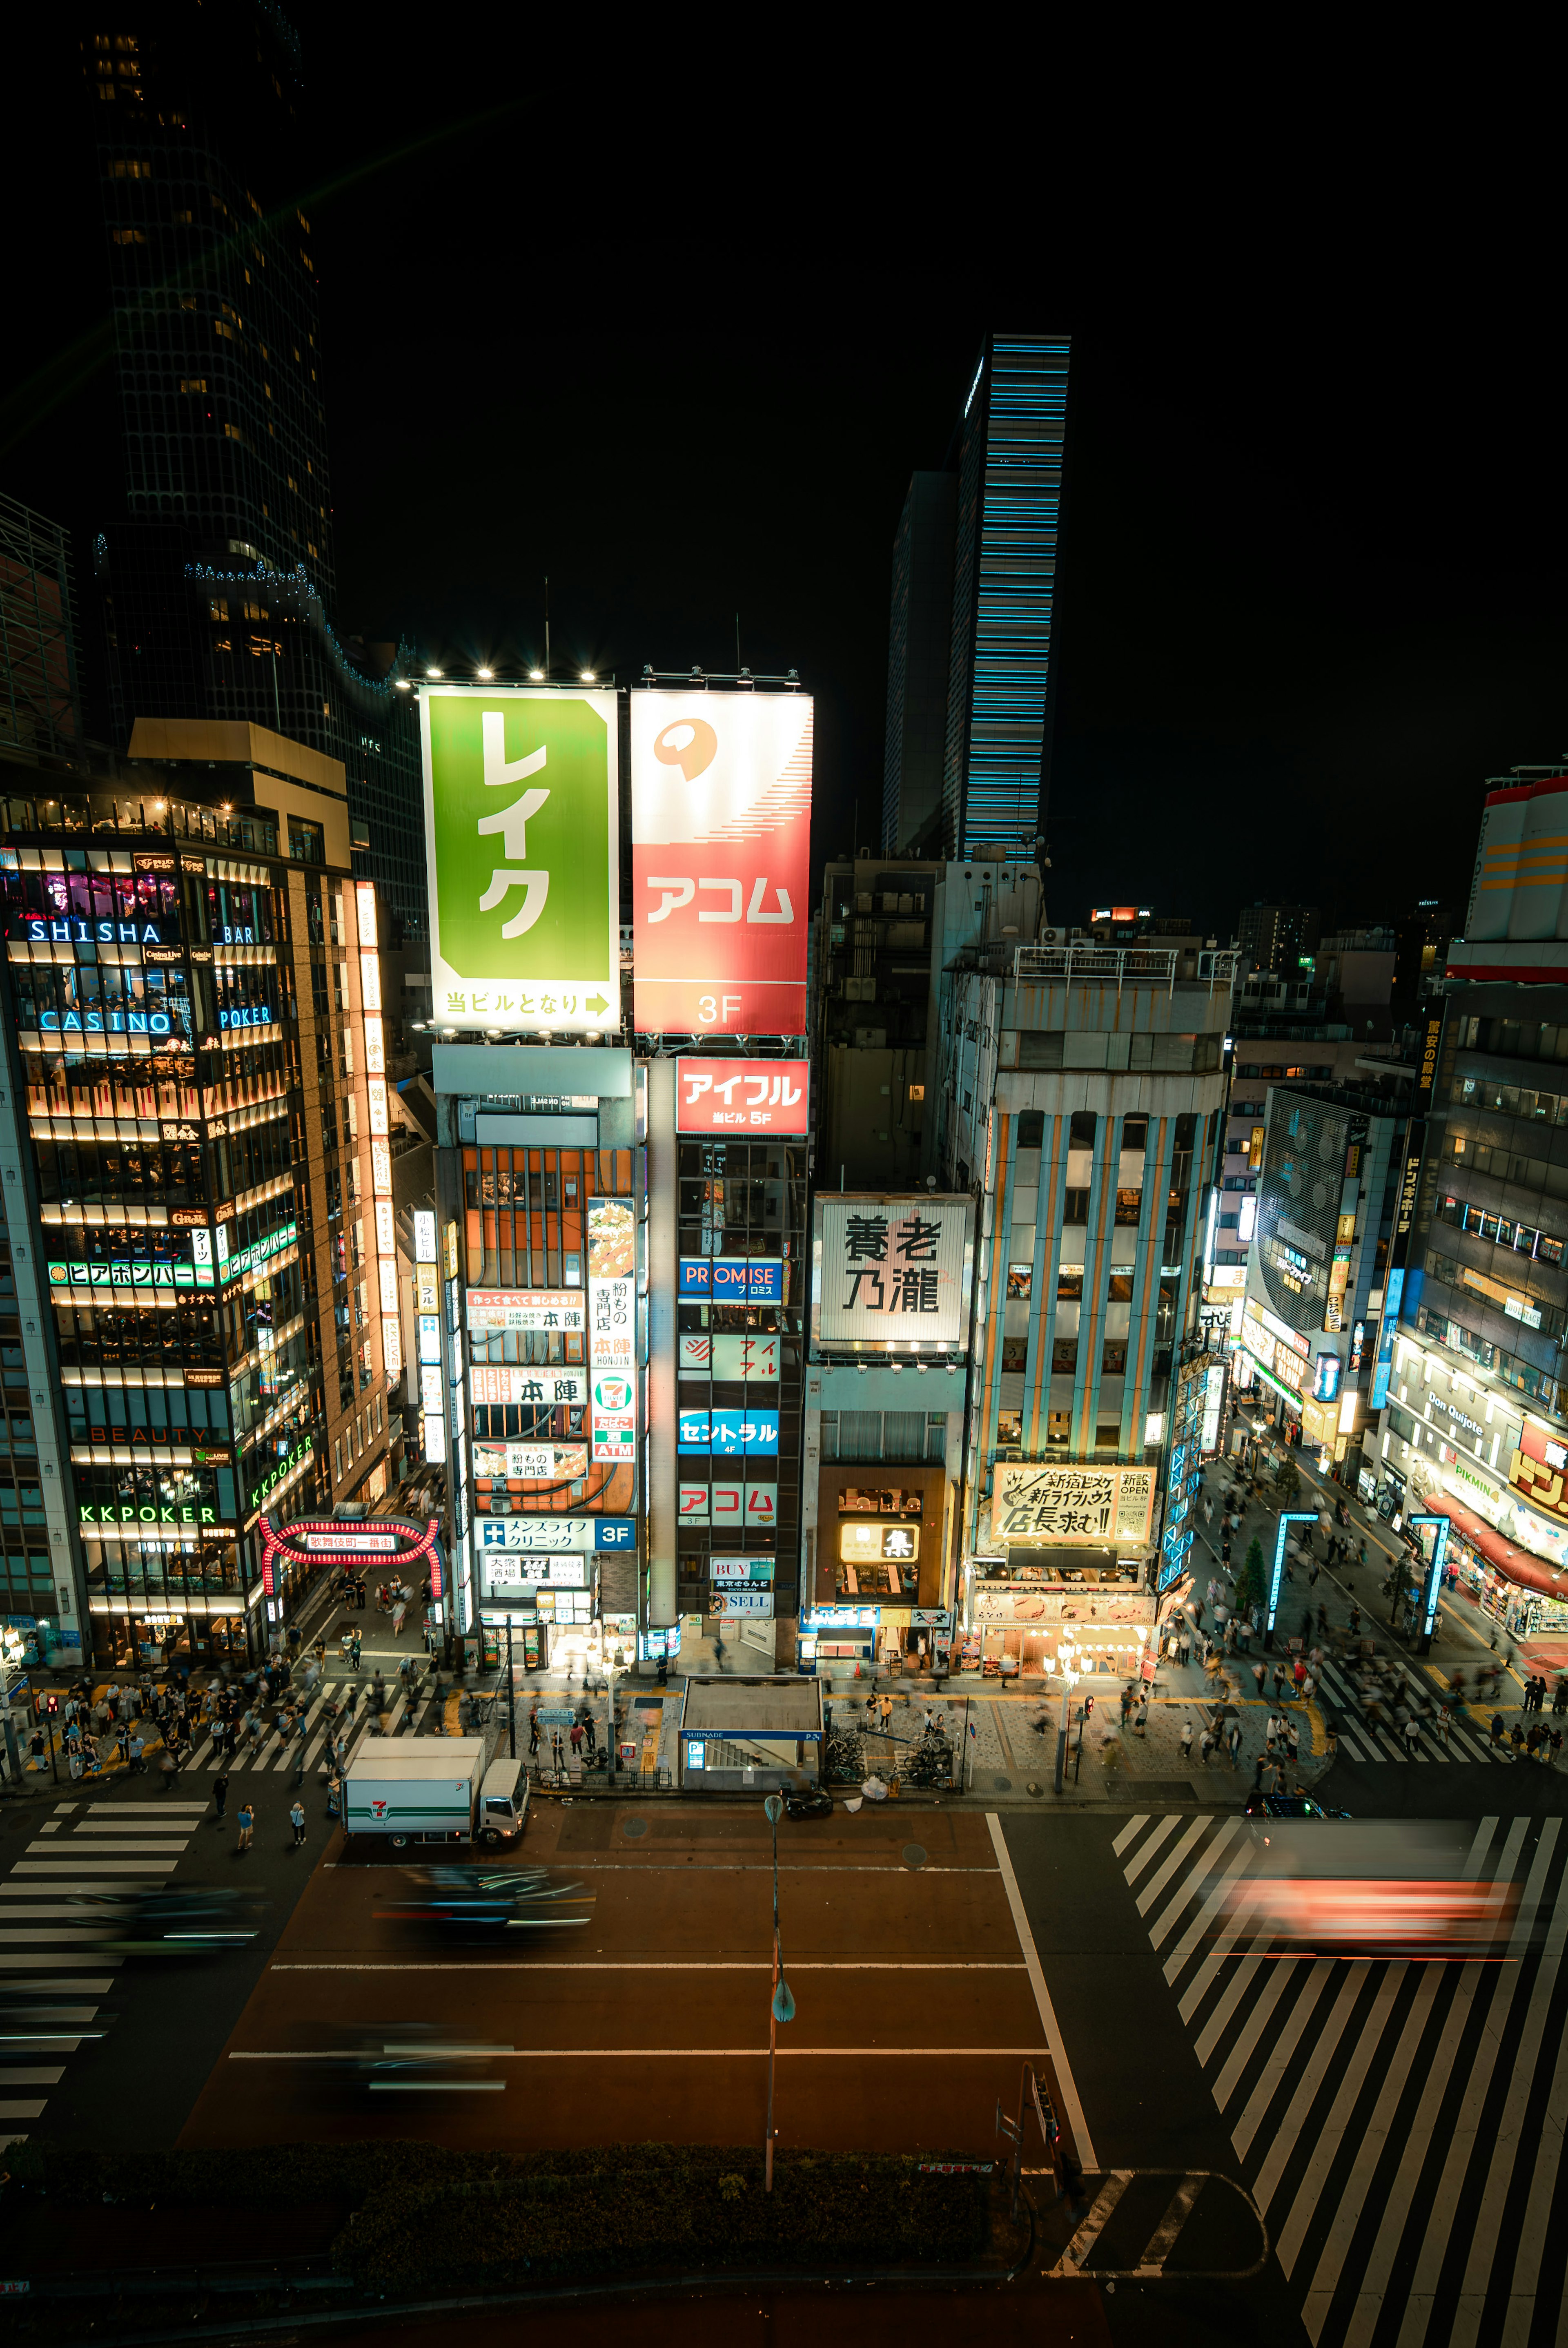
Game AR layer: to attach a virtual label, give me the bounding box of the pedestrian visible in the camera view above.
[1490,1713,1509,1753]
[392,1598,407,1638]
[1178,1630,1191,1667]
[880,1694,893,1735]
[1252,1662,1265,1699]
[1349,1604,1361,1638]
[356,1579,367,1611]
[1512,1723,1528,1758]
[585,1713,597,1755]
[1199,1729,1214,1765]
[1552,1728,1565,1768]
[1133,1699,1148,1737]
[1293,1658,1307,1693]
[290,1797,306,1846]
[528,1708,540,1756]
[1179,1719,1194,1761]
[1526,1724,1543,1762]
[213,1769,230,1822]
[237,1799,255,1853]
[1252,1751,1265,1788]
[1403,1715,1421,1757]
[327,1770,343,1819]
[351,1630,362,1671]
[551,1729,564,1776]
[569,1721,584,1760]
[1227,1718,1243,1768]
[159,1746,179,1791]
[864,1693,878,1736]
[1434,1706,1452,1749]
[1272,1666,1286,1702]
[115,1722,130,1767]
[128,1729,145,1774]
[1554,1679,1568,1718]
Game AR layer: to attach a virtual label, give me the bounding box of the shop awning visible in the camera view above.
[1423,1493,1568,1601]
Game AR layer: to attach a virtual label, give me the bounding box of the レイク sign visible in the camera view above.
[630,691,812,1035]
[675,1058,808,1134]
[420,686,620,1035]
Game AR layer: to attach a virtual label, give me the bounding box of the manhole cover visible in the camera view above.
[621,1818,649,1839]
[993,1774,1012,1791]
[902,1843,927,1869]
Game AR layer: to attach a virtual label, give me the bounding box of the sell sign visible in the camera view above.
[420,686,619,1035]
[631,690,812,1035]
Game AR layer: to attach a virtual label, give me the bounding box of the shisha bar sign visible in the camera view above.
[261,1512,445,1602]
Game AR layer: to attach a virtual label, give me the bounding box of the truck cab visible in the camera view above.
[478,1757,529,1845]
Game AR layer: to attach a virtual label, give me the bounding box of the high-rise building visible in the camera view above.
[881,473,956,856]
[942,334,1071,861]
[79,0,427,939]
[879,337,1070,864]
[1237,901,1321,976]
[1,493,84,763]
[0,715,408,1670]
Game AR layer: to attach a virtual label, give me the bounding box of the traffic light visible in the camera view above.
[44,1693,58,1718]
[1082,1695,1094,1717]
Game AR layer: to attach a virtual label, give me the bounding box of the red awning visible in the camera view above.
[1422,1493,1568,1600]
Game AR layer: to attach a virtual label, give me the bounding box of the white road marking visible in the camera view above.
[1277,1966,1411,2276]
[986,1812,1098,2171]
[1111,1815,1149,1856]
[231,2044,1054,2060]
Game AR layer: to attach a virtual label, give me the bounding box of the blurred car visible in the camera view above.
[303,2022,510,2096]
[375,1864,595,1939]
[784,1789,833,1821]
[69,1887,262,1955]
[1245,1793,1352,1820]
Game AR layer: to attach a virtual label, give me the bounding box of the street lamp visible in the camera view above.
[1053,1636,1079,1795]
[762,1792,794,2191]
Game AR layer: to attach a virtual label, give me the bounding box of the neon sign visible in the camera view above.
[261,1512,445,1603]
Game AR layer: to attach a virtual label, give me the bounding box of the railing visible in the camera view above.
[1013,944,1241,994]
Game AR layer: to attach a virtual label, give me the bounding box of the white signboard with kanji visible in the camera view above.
[990,1464,1156,1546]
[812,1194,972,1351]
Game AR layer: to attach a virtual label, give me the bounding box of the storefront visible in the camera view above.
[1423,1491,1568,1642]
[962,1551,1154,1679]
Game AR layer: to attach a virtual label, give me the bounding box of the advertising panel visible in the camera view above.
[711,1556,775,1582]
[678,1333,782,1380]
[466,1291,586,1336]
[586,1200,635,1280]
[675,1057,808,1134]
[678,1258,784,1302]
[473,1441,590,1480]
[478,1516,635,1551]
[1509,1420,1568,1527]
[630,689,812,1035]
[590,1276,634,1370]
[840,1522,920,1562]
[590,1369,635,1462]
[678,1480,777,1527]
[990,1464,1156,1545]
[1249,1090,1352,1335]
[710,1588,775,1618]
[813,1195,972,1351]
[470,1365,588,1408]
[677,1409,780,1455]
[481,1551,588,1594]
[420,685,619,1035]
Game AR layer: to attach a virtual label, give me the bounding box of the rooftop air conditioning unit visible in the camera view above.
[1038,926,1065,945]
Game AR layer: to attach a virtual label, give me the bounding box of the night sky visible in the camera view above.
[9,25,1567,945]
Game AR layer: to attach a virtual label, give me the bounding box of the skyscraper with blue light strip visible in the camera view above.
[942,333,1071,858]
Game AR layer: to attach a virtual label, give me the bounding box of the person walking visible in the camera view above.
[213,1770,230,1823]
[236,1799,255,1853]
[1433,1705,1452,1750]
[1403,1713,1421,1757]
[585,1712,597,1756]
[528,1708,540,1757]
[1132,1699,1148,1738]
[1199,1728,1214,1766]
[551,1728,565,1777]
[880,1694,893,1736]
[350,1630,362,1671]
[569,1721,584,1762]
[1179,1719,1194,1762]
[1120,1685,1134,1726]
[289,1797,307,1847]
[1490,1713,1510,1754]
[1554,1678,1568,1718]
[1227,1717,1243,1768]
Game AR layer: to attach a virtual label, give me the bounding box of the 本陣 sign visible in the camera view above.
[631,690,812,1035]
[675,1056,808,1134]
[420,686,619,1035]
[813,1195,972,1351]
[990,1464,1156,1546]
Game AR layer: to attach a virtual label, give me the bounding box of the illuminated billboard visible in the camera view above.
[811,1194,973,1352]
[420,686,619,1035]
[990,1464,1156,1546]
[675,1057,808,1134]
[1248,1090,1351,1335]
[631,690,811,1035]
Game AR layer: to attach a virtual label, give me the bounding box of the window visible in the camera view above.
[1001,1339,1028,1371]
[1108,1269,1135,1302]
[1052,1340,1078,1374]
[1016,1110,1045,1147]
[997,1411,1022,1451]
[1114,1188,1143,1224]
[333,1437,343,1483]
[1047,1411,1071,1447]
[111,227,146,245]
[1063,1188,1089,1223]
[1007,1264,1032,1299]
[1095,1421,1121,1449]
[1102,1342,1128,1376]
[1057,1267,1083,1299]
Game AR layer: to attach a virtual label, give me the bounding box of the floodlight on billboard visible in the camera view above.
[419,686,619,1035]
[630,690,811,1035]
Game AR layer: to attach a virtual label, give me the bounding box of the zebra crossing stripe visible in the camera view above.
[1136,1818,1212,1917]
[1251,1963,1374,2218]
[1160,1833,1251,1980]
[1229,1960,1336,2159]
[1123,1813,1180,1885]
[1111,1815,1149,1856]
[1275,1965,1410,2274]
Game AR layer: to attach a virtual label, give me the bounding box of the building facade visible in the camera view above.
[0,720,401,1669]
[81,0,426,936]
[934,935,1236,1672]
[881,474,957,857]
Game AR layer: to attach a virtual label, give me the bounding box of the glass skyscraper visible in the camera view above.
[82,0,427,937]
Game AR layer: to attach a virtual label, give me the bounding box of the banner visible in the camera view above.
[989,1464,1156,1545]
[812,1195,972,1351]
[631,689,811,1035]
[421,686,619,1035]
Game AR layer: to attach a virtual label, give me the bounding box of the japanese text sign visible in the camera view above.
[813,1194,972,1351]
[675,1057,808,1134]
[990,1464,1155,1546]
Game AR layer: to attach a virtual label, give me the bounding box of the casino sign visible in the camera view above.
[261,1512,447,1603]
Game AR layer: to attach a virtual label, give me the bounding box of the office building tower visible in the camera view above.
[1,494,84,763]
[80,0,427,937]
[881,473,956,856]
[1237,901,1321,976]
[942,334,1071,860]
[0,718,405,1669]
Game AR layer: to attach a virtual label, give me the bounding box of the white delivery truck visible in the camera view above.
[345,1741,529,1848]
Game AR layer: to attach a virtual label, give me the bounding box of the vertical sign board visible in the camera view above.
[630,691,812,1036]
[420,686,620,1035]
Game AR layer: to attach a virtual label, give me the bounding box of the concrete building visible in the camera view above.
[931,933,1237,1673]
[1238,903,1321,977]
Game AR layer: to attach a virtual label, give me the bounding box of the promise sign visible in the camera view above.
[420,686,619,1035]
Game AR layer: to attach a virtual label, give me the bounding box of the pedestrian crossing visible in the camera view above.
[1111,1808,1568,2346]
[0,1800,208,2147]
[1310,1653,1521,1767]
